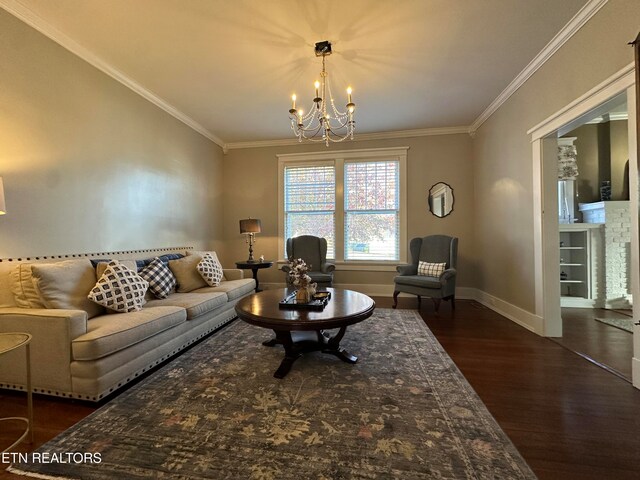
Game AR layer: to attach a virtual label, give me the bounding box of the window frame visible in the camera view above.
[277,147,408,271]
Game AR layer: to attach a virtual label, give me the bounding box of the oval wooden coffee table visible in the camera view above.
[235,288,375,378]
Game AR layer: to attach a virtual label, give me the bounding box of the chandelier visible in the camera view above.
[288,41,356,146]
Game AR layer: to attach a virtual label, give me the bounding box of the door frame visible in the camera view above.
[527,62,639,387]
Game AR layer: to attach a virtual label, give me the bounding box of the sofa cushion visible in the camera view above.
[31,259,104,319]
[197,253,224,287]
[96,260,139,278]
[169,255,207,293]
[72,306,186,361]
[194,278,255,301]
[187,250,227,281]
[139,257,177,299]
[88,261,149,313]
[10,264,45,308]
[136,253,184,270]
[145,292,228,320]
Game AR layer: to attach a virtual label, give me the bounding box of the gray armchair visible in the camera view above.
[392,235,458,311]
[282,235,335,288]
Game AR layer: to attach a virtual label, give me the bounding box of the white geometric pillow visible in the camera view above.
[417,261,446,277]
[88,261,149,313]
[139,257,177,299]
[197,252,224,287]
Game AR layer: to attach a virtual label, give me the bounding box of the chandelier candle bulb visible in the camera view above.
[291,94,296,110]
[347,87,352,103]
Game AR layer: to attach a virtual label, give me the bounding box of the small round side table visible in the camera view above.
[235,261,274,292]
[0,332,34,453]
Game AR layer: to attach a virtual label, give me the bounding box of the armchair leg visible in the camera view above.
[433,298,441,313]
[392,290,399,308]
[417,295,421,309]
[443,295,456,310]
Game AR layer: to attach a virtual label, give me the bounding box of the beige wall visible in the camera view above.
[222,135,475,289]
[0,10,224,258]
[472,0,639,312]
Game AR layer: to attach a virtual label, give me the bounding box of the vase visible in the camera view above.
[296,288,310,303]
[600,180,611,201]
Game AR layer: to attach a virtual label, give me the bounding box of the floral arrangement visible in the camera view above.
[288,258,312,289]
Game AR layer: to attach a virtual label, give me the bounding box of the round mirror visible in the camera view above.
[428,182,454,218]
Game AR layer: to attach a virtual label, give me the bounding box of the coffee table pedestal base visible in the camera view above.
[263,327,357,378]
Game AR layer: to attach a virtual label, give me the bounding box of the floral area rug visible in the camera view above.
[10,308,536,479]
[595,316,635,333]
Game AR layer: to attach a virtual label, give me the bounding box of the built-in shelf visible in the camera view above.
[559,223,603,308]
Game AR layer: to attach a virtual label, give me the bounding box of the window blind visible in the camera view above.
[344,161,399,260]
[284,165,335,258]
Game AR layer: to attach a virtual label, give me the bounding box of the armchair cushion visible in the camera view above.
[417,261,446,277]
[394,275,442,289]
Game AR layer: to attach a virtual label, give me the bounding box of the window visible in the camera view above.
[279,147,407,265]
[344,161,399,260]
[284,164,335,258]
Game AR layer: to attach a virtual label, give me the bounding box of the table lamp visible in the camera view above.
[239,218,261,262]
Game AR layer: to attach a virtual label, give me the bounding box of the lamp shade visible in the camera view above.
[558,145,579,180]
[0,177,5,215]
[239,218,261,234]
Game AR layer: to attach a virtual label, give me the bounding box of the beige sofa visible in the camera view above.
[0,247,255,401]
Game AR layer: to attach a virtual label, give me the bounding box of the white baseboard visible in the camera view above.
[469,289,543,334]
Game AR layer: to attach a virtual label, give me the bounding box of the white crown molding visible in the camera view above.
[469,0,609,134]
[0,0,225,149]
[585,111,629,124]
[527,62,633,138]
[223,126,470,152]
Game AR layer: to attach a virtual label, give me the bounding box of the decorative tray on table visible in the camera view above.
[279,291,331,310]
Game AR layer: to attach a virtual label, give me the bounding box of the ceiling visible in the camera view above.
[4,0,591,147]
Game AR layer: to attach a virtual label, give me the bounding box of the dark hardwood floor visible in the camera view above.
[1,298,639,479]
[552,307,634,381]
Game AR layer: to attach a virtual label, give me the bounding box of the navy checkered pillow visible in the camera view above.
[139,257,177,299]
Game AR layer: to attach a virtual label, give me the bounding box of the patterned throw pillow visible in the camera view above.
[197,252,224,287]
[139,257,177,299]
[417,261,447,277]
[88,261,149,313]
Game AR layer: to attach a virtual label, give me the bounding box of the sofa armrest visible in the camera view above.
[0,308,88,393]
[223,269,244,281]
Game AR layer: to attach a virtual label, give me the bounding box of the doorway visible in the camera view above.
[529,63,639,387]
[552,95,634,380]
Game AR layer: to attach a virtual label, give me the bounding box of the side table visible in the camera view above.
[0,332,33,452]
[235,261,274,292]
